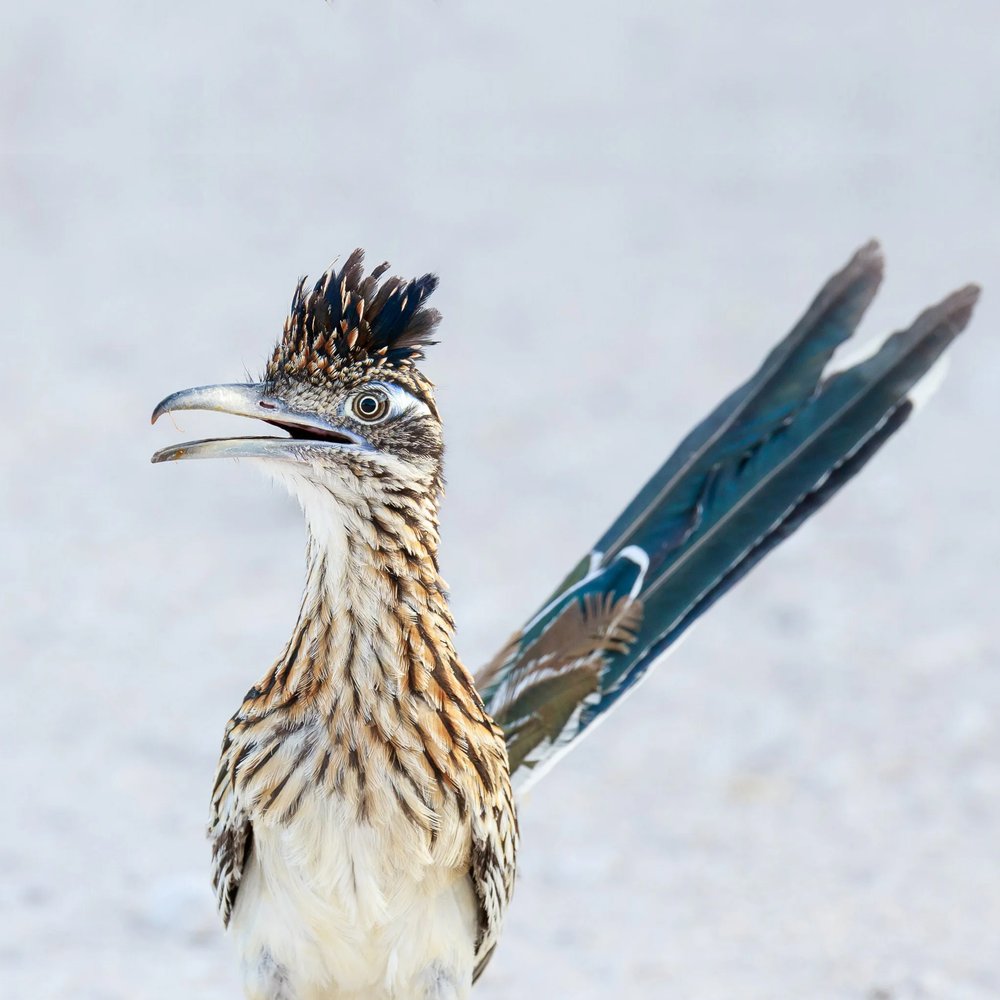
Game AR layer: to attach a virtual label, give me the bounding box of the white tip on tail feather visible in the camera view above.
[822,331,951,414]
[906,353,950,412]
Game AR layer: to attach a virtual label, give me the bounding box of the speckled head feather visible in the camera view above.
[266,249,441,386]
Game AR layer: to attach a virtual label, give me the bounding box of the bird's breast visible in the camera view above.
[229,719,481,998]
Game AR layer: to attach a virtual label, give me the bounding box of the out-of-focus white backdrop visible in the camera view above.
[2,2,998,997]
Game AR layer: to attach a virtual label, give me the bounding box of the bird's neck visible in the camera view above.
[255,476,463,717]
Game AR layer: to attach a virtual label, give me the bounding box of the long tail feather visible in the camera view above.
[477,243,978,793]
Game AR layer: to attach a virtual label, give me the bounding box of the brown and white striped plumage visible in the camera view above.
[159,253,516,999]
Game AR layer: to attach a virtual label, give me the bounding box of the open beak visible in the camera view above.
[150,383,370,464]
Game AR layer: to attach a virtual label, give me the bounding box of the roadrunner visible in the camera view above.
[152,243,977,1000]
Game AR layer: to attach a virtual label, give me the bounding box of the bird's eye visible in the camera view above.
[351,389,390,422]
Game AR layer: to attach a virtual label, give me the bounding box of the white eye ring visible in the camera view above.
[351,388,391,423]
[346,382,432,425]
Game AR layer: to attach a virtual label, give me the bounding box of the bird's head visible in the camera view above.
[152,250,444,516]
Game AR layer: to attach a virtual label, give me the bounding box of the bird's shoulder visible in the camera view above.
[208,679,315,925]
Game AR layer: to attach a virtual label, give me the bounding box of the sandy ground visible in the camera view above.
[3,2,999,997]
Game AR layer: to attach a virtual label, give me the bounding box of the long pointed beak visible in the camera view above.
[150,382,370,464]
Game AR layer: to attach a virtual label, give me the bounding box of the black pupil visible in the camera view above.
[358,395,381,417]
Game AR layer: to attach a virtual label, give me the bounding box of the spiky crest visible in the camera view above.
[266,249,441,384]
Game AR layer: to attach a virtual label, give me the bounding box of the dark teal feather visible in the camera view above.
[479,244,978,789]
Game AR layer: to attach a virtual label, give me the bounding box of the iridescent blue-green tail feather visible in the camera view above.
[477,243,978,792]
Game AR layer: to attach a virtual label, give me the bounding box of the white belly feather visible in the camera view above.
[231,794,479,1000]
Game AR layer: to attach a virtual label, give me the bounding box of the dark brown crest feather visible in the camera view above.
[266,249,441,382]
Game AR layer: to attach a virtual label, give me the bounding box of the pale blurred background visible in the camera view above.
[2,2,998,997]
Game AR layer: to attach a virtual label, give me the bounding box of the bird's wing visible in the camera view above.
[477,242,978,794]
[209,719,254,926]
[469,776,518,982]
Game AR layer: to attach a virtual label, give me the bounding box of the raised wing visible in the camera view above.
[477,242,978,793]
